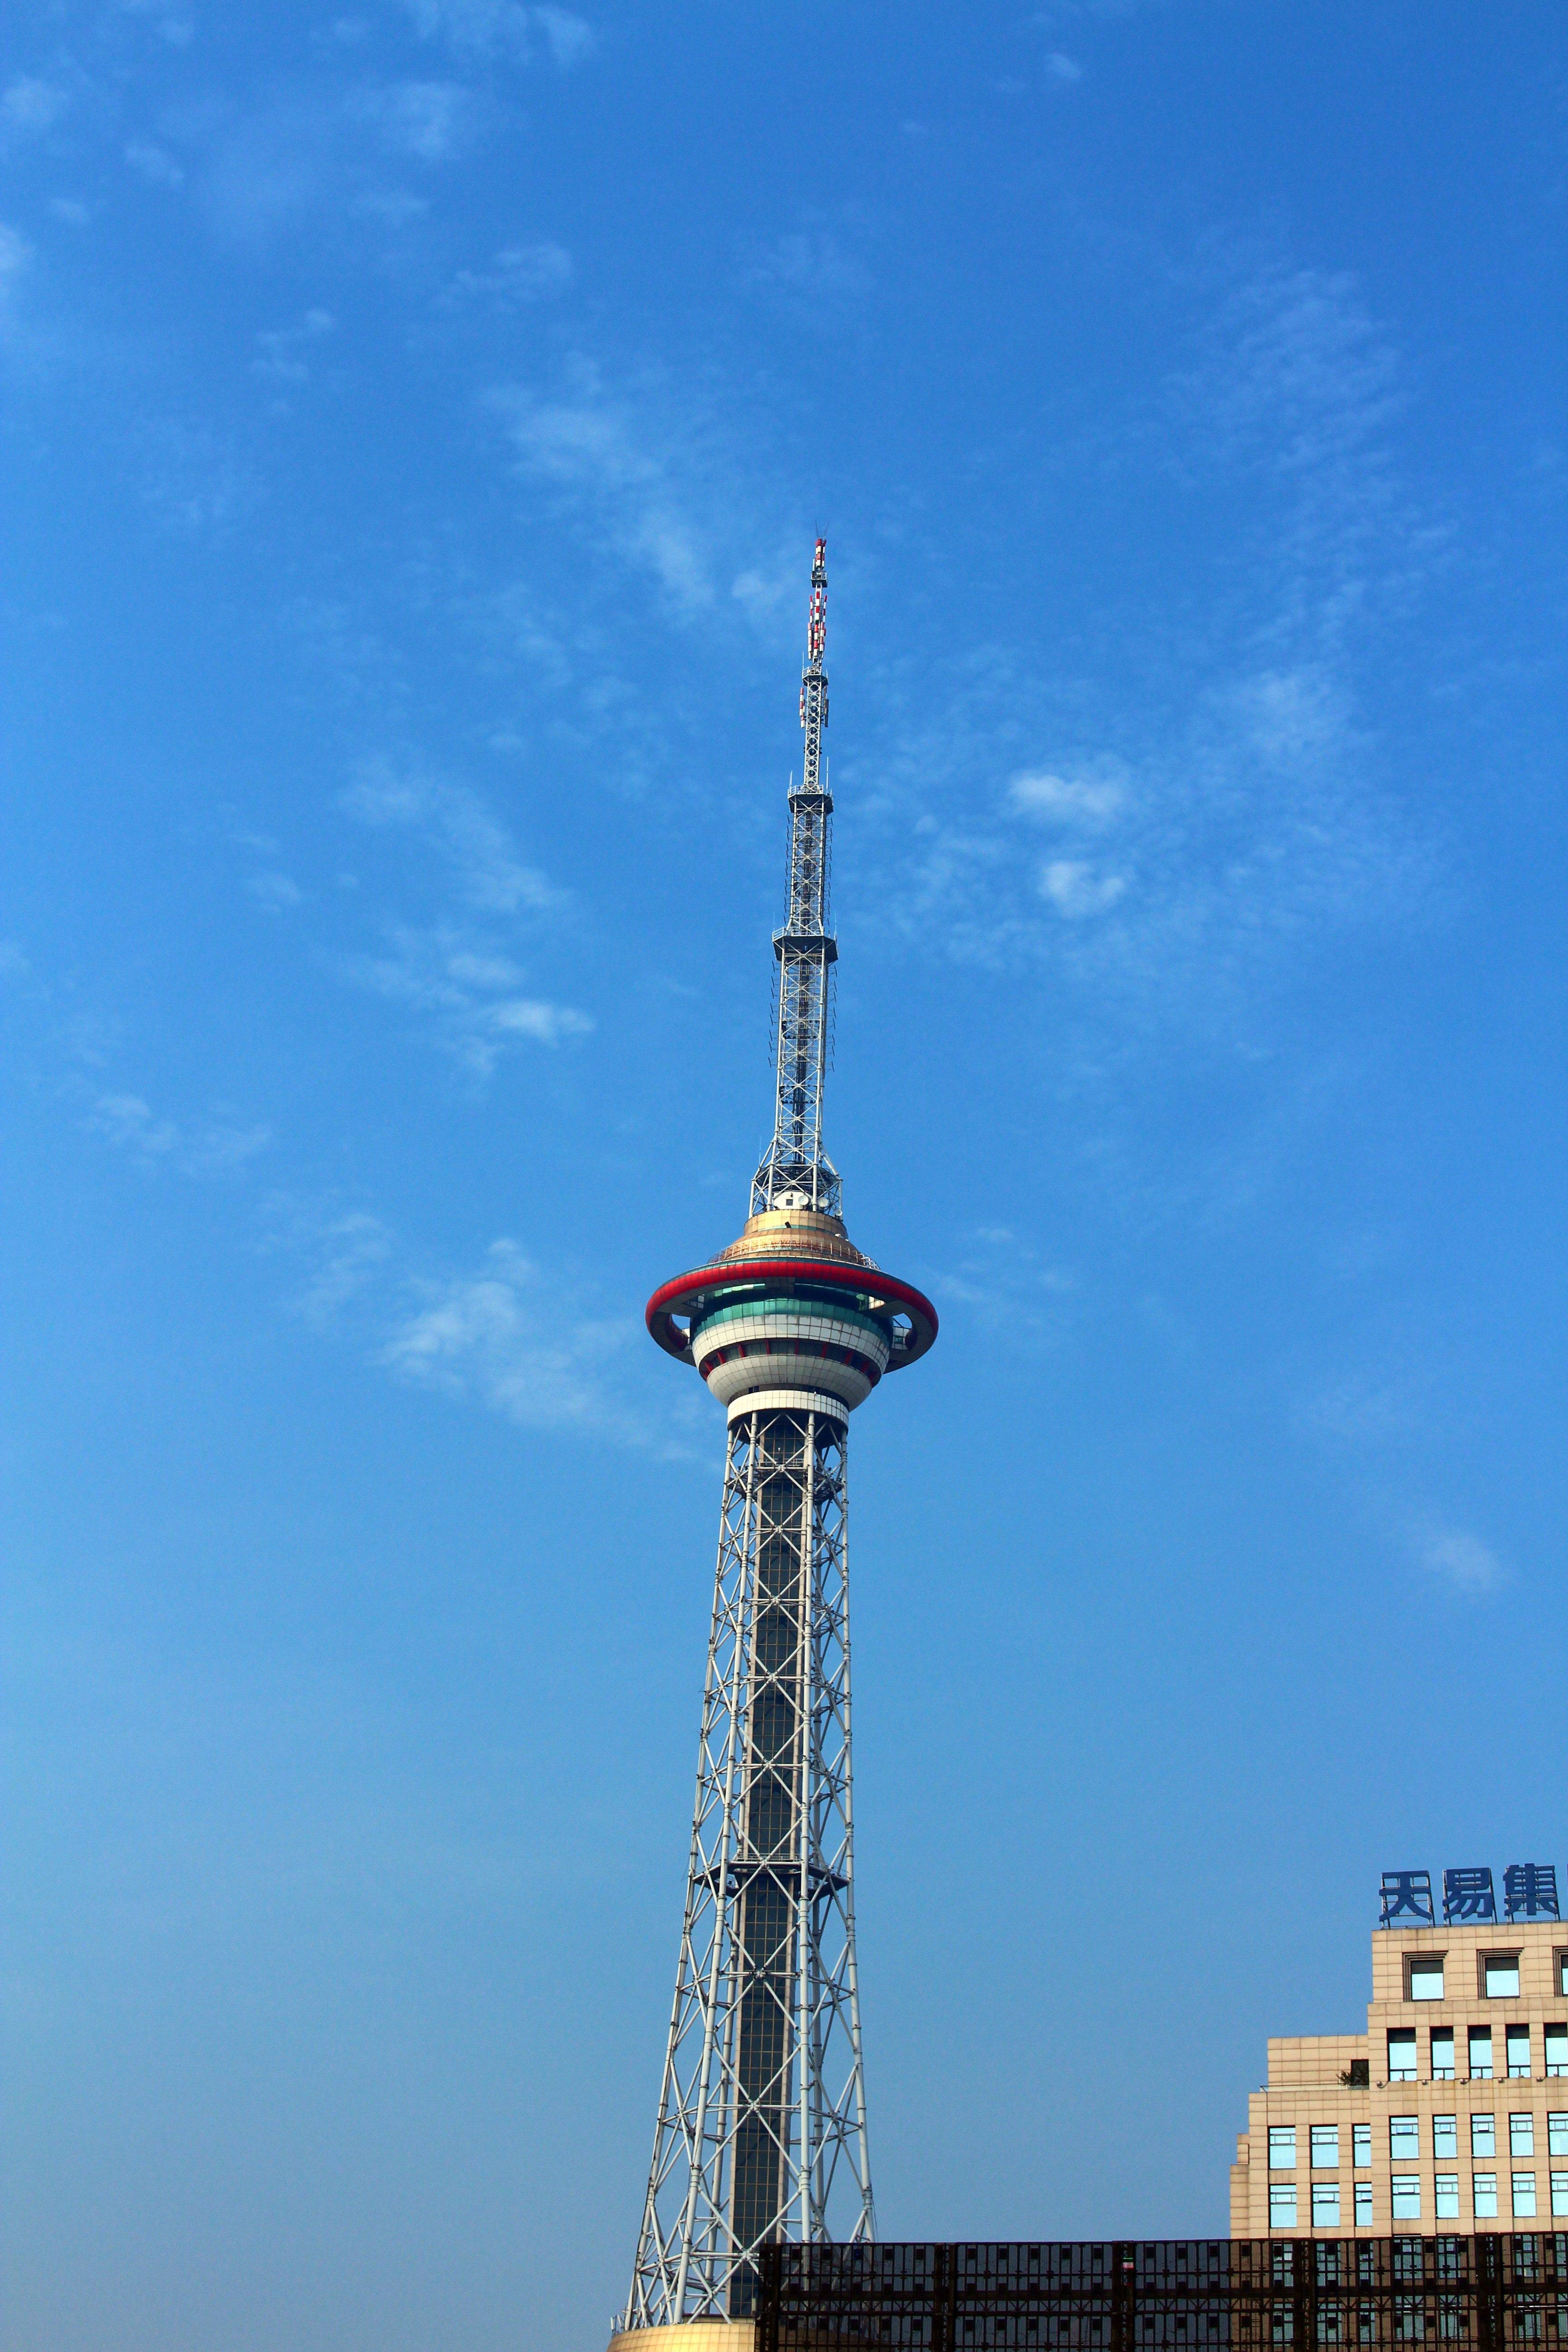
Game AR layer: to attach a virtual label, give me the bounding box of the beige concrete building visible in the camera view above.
[1232,1912,1568,2237]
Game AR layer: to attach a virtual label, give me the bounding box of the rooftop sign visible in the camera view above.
[1377,1863,1560,1927]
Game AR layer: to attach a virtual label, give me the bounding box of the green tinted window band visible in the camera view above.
[689,1296,892,1347]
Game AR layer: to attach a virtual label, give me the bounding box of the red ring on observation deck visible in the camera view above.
[645,1257,938,1372]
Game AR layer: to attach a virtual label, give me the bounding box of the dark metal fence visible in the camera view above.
[757,2238,1568,2352]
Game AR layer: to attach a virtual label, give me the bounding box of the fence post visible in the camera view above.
[1475,2235,1499,2352]
[756,2242,781,2352]
[932,2245,956,2352]
[1112,2244,1134,2352]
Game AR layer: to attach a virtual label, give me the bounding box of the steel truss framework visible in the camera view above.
[627,1405,875,2328]
[754,537,841,1222]
[758,2237,1568,2352]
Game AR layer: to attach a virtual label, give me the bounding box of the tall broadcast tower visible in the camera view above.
[616,542,938,2344]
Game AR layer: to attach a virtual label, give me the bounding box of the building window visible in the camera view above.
[1312,2127,1340,2169]
[1389,2117,1421,2161]
[1390,2177,1421,2220]
[1270,2127,1298,2169]
[1484,1955,1521,1999]
[1472,2172,1498,2219]
[1469,2028,1494,2079]
[1270,2184,1298,2227]
[1429,2029,1455,2080]
[1546,2025,1567,2077]
[1511,2171,1537,2218]
[1551,2172,1568,2219]
[1507,2026,1531,2078]
[1388,2030,1418,2082]
[1549,2113,1568,2155]
[1471,2114,1496,2156]
[1558,1953,1568,1999]
[1433,2115,1458,2158]
[1510,2113,1535,2156]
[1353,2123,1371,2168]
[1434,2175,1460,2220]
[1313,2183,1341,2226]
[1409,1957,1445,2001]
[1354,2183,1373,2226]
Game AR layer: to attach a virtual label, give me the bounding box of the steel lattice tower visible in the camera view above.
[618,543,938,2341]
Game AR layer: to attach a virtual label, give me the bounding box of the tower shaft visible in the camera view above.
[627,1402,872,2324]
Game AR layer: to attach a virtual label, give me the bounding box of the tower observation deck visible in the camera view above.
[614,543,938,2349]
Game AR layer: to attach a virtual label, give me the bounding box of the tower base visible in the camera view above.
[608,2327,755,2352]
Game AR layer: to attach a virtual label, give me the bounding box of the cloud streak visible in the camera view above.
[271,1197,693,1454]
[1411,1517,1506,1597]
[866,259,1434,1018]
[488,360,719,611]
[338,763,590,1073]
[401,2,595,67]
[89,1093,272,1176]
[382,1238,661,1444]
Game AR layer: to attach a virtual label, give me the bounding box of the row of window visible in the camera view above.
[1268,2175,1568,2227]
[1268,2117,1568,2169]
[1387,2024,1568,2081]
[1406,1954,1568,2003]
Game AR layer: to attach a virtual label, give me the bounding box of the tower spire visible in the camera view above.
[752,538,841,1220]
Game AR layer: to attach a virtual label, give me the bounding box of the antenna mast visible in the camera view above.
[752,538,841,1219]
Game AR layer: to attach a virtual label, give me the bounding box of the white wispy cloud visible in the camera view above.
[2,77,68,139]
[1010,769,1127,825]
[1302,1367,1422,1447]
[930,1226,1076,1341]
[89,1093,272,1175]
[338,764,589,1073]
[401,1,595,66]
[271,1206,687,1454]
[350,79,475,162]
[488,359,717,611]
[342,761,557,914]
[867,259,1432,1008]
[136,418,263,534]
[125,139,185,187]
[446,240,573,306]
[272,1200,397,1328]
[253,306,334,385]
[0,222,33,351]
[382,1239,671,1449]
[1411,1517,1506,1597]
[343,926,592,1072]
[745,223,872,302]
[1039,858,1127,918]
[246,871,304,912]
[182,75,503,250]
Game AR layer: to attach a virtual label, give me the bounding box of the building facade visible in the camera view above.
[1231,1892,1568,2239]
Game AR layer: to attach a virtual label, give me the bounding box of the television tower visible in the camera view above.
[616,542,938,2341]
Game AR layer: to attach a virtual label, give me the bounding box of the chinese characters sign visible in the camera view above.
[1378,1863,1560,1926]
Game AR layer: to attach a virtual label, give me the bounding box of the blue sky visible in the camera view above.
[2,3,1565,2346]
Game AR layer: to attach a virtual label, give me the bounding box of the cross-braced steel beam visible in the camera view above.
[626,1404,873,2326]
